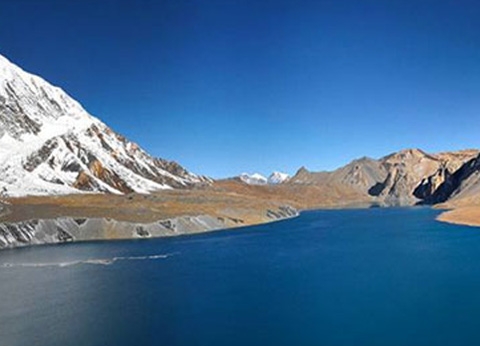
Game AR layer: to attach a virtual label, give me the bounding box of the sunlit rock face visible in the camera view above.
[289,149,480,206]
[0,54,209,197]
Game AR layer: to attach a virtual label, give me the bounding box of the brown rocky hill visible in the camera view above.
[434,155,480,226]
[288,149,480,206]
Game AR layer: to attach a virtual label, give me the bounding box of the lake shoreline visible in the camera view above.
[3,186,479,251]
[0,206,300,250]
[4,208,480,346]
[436,206,480,228]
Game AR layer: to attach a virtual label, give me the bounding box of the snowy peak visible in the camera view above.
[268,171,290,184]
[239,173,268,185]
[0,53,209,196]
[237,171,290,185]
[0,54,93,141]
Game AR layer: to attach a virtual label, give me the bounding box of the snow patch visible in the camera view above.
[268,171,290,184]
[239,173,268,185]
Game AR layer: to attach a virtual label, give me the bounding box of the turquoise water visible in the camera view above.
[1,208,480,346]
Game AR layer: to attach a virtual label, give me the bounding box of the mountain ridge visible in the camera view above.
[0,54,209,197]
[288,148,480,206]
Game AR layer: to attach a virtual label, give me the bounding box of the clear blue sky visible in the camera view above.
[1,1,480,178]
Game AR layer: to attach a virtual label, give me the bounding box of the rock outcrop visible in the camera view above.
[424,154,480,204]
[289,149,479,206]
[0,204,298,249]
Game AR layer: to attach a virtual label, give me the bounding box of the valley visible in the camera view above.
[1,52,480,248]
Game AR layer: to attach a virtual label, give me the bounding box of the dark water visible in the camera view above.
[1,208,480,346]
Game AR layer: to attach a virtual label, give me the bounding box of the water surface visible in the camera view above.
[1,208,480,346]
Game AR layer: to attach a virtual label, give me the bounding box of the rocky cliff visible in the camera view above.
[289,149,479,206]
[426,154,480,204]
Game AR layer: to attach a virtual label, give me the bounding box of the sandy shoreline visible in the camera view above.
[437,206,480,227]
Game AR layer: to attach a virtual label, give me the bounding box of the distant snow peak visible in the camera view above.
[238,171,290,185]
[268,171,290,184]
[0,53,208,197]
[239,173,268,185]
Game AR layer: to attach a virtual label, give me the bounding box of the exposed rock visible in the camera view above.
[56,226,73,242]
[136,226,150,237]
[159,220,175,231]
[423,154,480,204]
[414,165,451,201]
[289,148,479,206]
[266,209,281,219]
[0,205,298,249]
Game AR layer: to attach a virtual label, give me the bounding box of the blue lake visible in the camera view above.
[1,208,480,346]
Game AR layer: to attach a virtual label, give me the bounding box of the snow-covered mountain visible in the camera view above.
[239,173,268,185]
[268,171,290,184]
[0,54,209,197]
[237,171,290,185]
